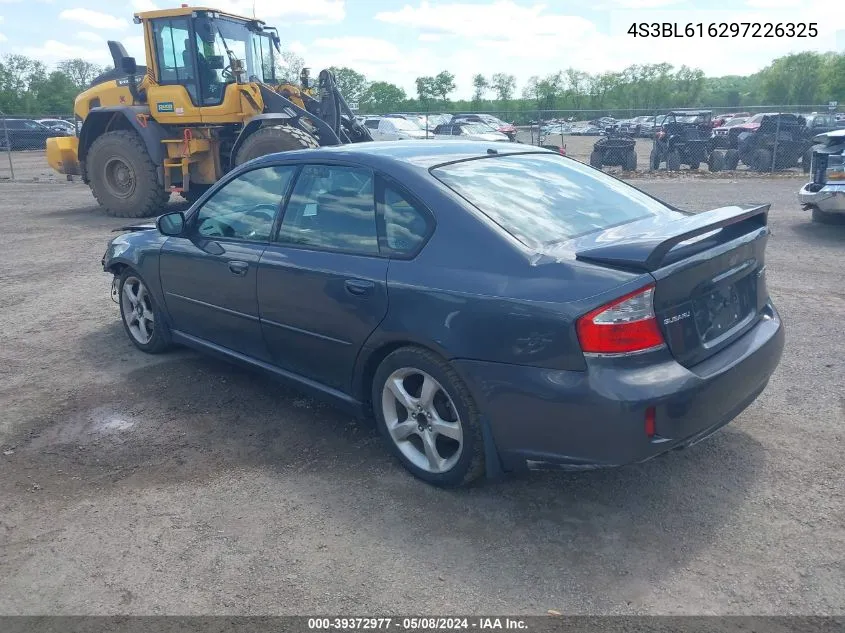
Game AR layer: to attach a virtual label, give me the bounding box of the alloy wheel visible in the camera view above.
[121,276,155,345]
[381,368,463,474]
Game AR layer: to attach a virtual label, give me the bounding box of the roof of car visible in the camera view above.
[244,140,551,170]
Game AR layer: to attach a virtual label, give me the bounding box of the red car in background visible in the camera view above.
[713,112,752,127]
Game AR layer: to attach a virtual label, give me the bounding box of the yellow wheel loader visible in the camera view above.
[46,5,372,217]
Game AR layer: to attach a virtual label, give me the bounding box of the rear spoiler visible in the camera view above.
[575,204,770,272]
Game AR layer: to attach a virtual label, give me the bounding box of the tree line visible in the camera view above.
[2,50,844,120]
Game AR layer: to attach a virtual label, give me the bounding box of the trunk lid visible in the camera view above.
[573,204,770,367]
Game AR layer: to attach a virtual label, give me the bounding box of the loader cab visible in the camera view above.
[139,8,278,121]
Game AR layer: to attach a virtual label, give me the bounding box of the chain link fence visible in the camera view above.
[1,111,77,183]
[2,106,841,182]
[374,105,842,175]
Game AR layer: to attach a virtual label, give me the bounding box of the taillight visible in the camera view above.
[576,284,665,354]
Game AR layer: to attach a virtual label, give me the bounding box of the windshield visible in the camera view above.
[432,154,678,247]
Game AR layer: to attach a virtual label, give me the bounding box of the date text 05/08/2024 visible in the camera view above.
[628,22,818,38]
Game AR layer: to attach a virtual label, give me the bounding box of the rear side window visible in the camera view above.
[431,154,680,247]
[379,184,430,255]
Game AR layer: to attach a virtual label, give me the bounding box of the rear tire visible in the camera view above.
[234,125,319,166]
[372,347,485,488]
[812,206,845,225]
[754,149,773,172]
[667,150,681,171]
[87,130,168,218]
[708,150,725,173]
[589,150,602,169]
[624,150,637,171]
[725,149,740,170]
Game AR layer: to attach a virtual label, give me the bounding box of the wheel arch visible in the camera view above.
[79,107,169,184]
[353,336,505,479]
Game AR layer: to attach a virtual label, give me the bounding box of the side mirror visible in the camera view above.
[207,55,225,70]
[157,211,185,237]
[120,56,137,75]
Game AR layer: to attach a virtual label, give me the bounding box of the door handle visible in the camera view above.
[228,260,249,276]
[344,279,374,296]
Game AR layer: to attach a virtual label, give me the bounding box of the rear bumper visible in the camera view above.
[455,304,784,472]
[798,183,845,214]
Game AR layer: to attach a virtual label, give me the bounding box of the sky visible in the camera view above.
[1,0,843,100]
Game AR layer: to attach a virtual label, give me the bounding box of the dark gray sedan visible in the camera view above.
[102,141,784,487]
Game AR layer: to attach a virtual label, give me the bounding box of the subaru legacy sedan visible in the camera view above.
[103,141,784,487]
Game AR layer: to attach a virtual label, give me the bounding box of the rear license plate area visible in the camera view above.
[693,275,756,344]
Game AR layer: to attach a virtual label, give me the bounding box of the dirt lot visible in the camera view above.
[0,154,843,616]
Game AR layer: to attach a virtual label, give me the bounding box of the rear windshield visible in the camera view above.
[431,153,679,247]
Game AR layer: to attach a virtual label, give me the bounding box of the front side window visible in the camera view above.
[432,153,682,248]
[194,166,295,241]
[278,165,378,255]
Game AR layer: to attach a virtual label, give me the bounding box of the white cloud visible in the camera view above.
[745,0,801,6]
[418,33,441,42]
[313,37,401,64]
[376,1,595,42]
[213,0,344,23]
[288,40,307,55]
[132,0,159,10]
[601,0,682,7]
[59,8,128,30]
[21,39,113,65]
[76,31,104,43]
[0,33,6,42]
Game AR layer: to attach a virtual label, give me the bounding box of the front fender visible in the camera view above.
[102,229,169,318]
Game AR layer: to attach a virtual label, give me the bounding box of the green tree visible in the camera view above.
[32,71,79,113]
[432,70,455,106]
[491,72,516,102]
[760,52,823,105]
[361,81,406,113]
[57,59,104,90]
[327,66,368,103]
[415,75,435,106]
[275,50,305,84]
[472,73,488,105]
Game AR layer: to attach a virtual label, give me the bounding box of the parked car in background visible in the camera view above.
[432,122,509,142]
[103,141,784,486]
[798,128,845,224]
[369,117,430,141]
[0,118,69,150]
[713,112,752,127]
[36,118,77,136]
[452,113,517,141]
[804,113,845,135]
[711,116,749,148]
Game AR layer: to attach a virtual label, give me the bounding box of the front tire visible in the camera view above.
[725,149,740,170]
[708,150,725,173]
[667,150,681,171]
[372,347,485,487]
[87,130,168,218]
[624,149,637,171]
[589,150,602,169]
[234,124,319,166]
[118,269,172,354]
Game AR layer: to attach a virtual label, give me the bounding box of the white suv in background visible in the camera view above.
[364,117,430,141]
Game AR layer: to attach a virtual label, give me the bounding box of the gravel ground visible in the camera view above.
[0,157,843,616]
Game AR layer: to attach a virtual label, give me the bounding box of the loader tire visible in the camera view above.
[87,130,168,218]
[234,125,319,166]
